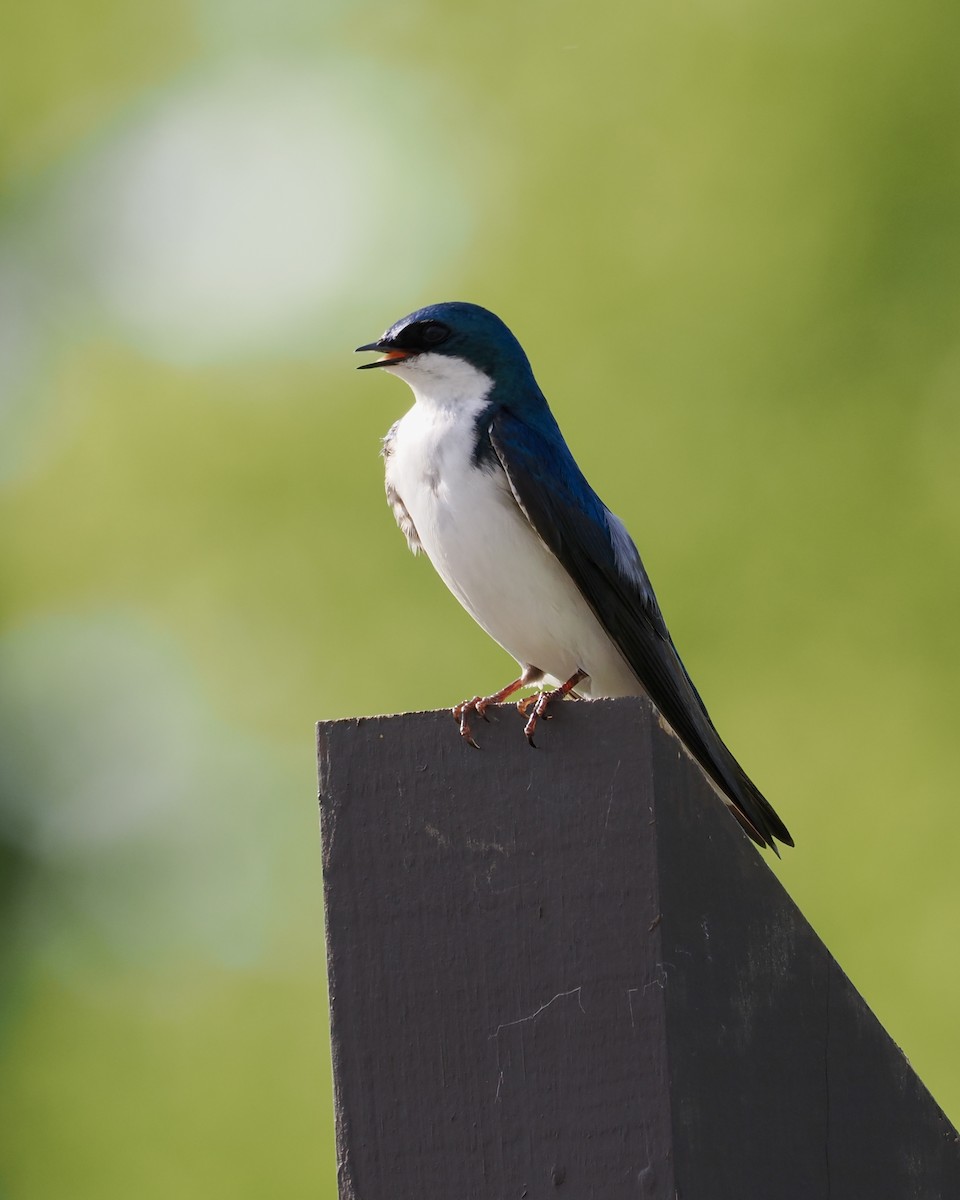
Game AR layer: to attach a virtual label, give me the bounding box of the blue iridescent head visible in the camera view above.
[356,302,535,384]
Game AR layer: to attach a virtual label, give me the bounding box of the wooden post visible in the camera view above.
[317,697,960,1199]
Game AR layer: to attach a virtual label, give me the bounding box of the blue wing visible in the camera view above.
[487,408,793,851]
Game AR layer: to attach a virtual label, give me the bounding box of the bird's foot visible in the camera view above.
[453,675,529,749]
[521,669,587,747]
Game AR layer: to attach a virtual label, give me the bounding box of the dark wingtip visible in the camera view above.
[727,793,793,854]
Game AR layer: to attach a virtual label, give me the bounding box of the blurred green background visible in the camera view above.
[2,0,959,1194]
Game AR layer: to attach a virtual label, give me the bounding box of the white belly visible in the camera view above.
[386,400,640,698]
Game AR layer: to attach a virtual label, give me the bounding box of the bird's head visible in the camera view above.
[356,302,536,405]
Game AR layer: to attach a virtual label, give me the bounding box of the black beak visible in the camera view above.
[356,339,414,370]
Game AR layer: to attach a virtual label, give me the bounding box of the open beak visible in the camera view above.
[355,340,414,370]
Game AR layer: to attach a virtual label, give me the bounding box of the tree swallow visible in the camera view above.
[357,302,793,852]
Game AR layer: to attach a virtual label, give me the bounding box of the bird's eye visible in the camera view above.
[419,321,450,346]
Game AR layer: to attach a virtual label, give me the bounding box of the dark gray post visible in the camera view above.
[317,696,960,1199]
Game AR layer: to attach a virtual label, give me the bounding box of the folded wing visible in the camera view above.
[487,408,793,852]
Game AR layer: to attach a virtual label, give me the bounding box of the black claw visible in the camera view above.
[458,720,481,750]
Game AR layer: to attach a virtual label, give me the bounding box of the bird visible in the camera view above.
[356,302,793,853]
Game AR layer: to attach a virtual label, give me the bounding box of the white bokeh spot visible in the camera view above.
[60,62,473,362]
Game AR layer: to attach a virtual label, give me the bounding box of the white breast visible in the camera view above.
[382,355,640,697]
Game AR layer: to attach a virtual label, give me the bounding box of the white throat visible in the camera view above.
[383,351,494,413]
